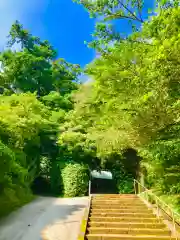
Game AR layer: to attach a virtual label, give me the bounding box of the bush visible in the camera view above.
[0,187,34,218]
[112,167,134,194]
[116,175,134,194]
[0,93,60,216]
[0,140,33,218]
[140,134,180,194]
[113,174,134,194]
[61,163,89,197]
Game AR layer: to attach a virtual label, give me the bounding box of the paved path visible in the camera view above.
[0,196,88,240]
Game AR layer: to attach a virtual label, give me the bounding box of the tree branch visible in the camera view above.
[118,0,144,23]
[105,14,140,22]
[137,0,143,22]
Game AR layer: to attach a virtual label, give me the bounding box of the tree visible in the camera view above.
[75,0,179,52]
[74,0,145,23]
[75,0,178,22]
[0,93,58,216]
[69,3,180,198]
[0,21,81,97]
[0,21,84,216]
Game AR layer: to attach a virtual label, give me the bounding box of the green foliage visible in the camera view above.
[61,163,89,197]
[0,93,61,215]
[117,175,134,194]
[140,125,180,194]
[0,21,81,97]
[75,0,179,52]
[113,167,134,194]
[0,139,33,217]
[69,3,180,198]
[74,0,145,23]
[0,21,81,216]
[2,0,180,218]
[159,195,180,216]
[41,92,73,112]
[111,154,135,194]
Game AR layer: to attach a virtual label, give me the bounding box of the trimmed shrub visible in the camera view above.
[61,163,89,197]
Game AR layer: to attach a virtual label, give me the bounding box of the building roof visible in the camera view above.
[91,170,113,180]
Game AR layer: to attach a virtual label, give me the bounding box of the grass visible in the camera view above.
[140,190,180,222]
[159,194,180,219]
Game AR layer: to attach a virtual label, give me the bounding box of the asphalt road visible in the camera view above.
[0,196,88,240]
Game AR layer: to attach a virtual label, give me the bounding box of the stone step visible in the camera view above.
[91,205,147,210]
[92,197,139,200]
[90,208,152,213]
[91,203,146,208]
[92,194,136,196]
[92,199,142,202]
[92,199,144,203]
[86,234,176,240]
[87,227,171,236]
[91,202,143,206]
[88,222,167,229]
[85,195,174,240]
[90,212,155,218]
[89,216,162,223]
[92,194,137,198]
[91,198,143,204]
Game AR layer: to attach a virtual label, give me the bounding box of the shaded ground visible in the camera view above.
[0,196,88,240]
[91,178,118,194]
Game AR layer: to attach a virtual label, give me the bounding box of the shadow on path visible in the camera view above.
[0,196,88,240]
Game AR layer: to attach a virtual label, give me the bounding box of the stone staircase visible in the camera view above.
[85,194,176,240]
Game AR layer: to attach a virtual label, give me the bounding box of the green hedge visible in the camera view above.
[61,163,89,197]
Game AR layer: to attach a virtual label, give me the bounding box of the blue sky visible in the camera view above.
[0,0,95,67]
[0,0,155,68]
